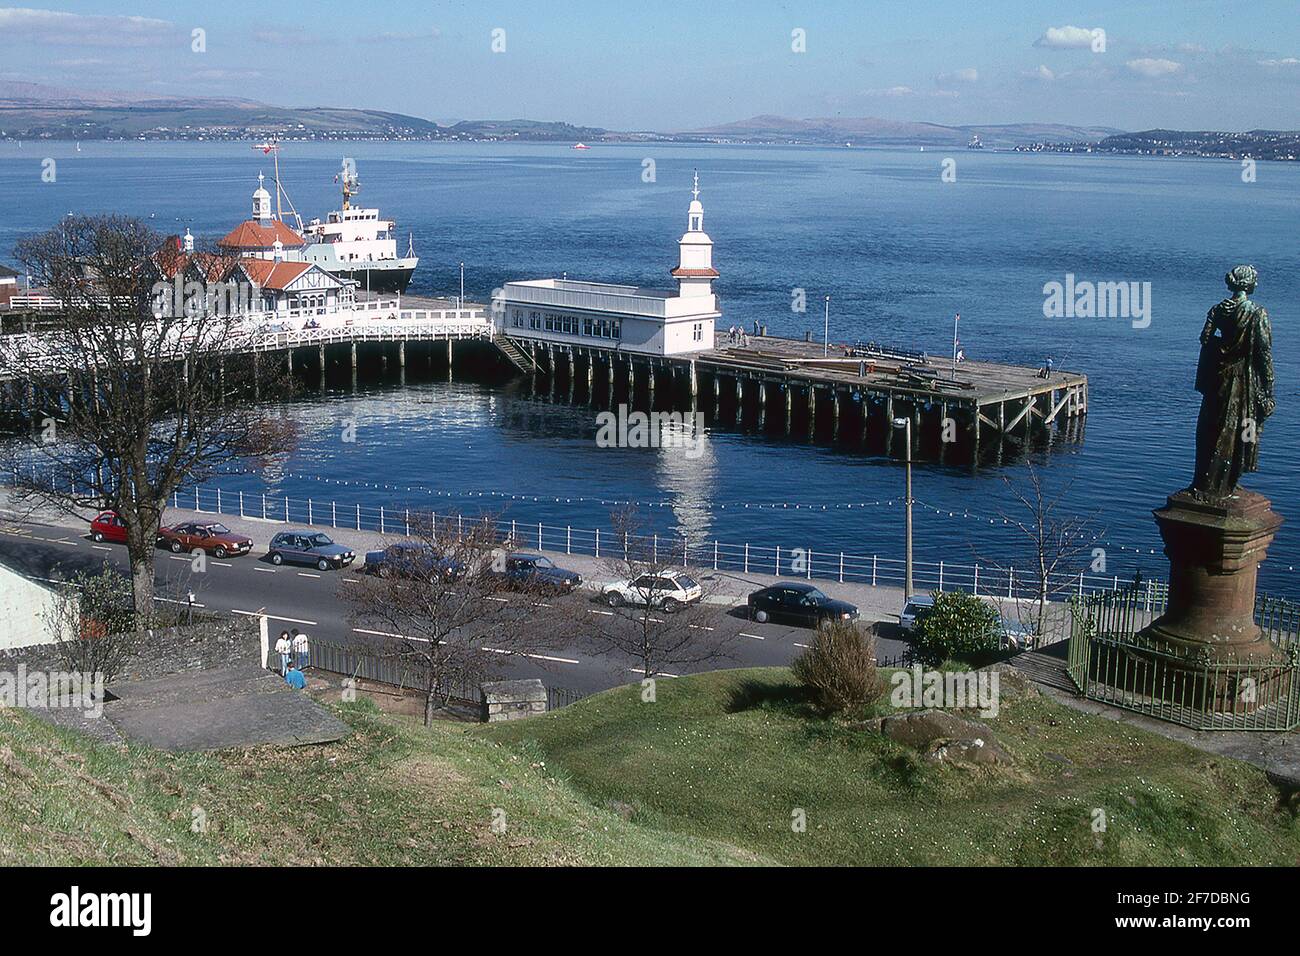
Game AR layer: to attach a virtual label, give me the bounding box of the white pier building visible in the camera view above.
[500,173,720,356]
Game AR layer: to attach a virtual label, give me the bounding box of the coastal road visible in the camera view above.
[0,514,910,696]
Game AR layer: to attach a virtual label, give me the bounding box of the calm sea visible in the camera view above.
[1,141,1296,593]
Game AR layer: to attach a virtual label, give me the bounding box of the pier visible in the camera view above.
[508,330,1087,465]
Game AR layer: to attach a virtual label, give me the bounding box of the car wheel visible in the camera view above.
[214,546,227,559]
[169,539,183,553]
[607,591,625,608]
[92,531,104,543]
[753,609,769,624]
[663,597,681,614]
[318,558,330,571]
[269,552,283,565]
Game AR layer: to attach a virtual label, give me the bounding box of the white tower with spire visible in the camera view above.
[252,172,273,225]
[671,170,718,299]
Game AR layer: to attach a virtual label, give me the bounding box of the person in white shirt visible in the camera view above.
[274,631,292,675]
[291,629,310,670]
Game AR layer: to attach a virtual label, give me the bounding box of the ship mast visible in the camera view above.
[255,138,304,231]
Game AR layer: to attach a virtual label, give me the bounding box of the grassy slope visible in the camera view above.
[0,701,755,866]
[483,668,1300,866]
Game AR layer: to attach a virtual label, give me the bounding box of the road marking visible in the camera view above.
[91,545,112,551]
[793,642,810,649]
[297,572,322,579]
[167,555,191,562]
[254,567,276,574]
[688,624,715,631]
[482,647,579,665]
[353,627,408,640]
[588,609,614,616]
[627,667,678,678]
[486,596,509,603]
[739,632,766,640]
[155,596,207,608]
[231,609,317,626]
[211,561,232,567]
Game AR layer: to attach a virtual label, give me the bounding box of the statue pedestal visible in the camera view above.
[1139,489,1282,663]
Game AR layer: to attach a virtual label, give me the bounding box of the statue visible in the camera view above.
[1192,265,1276,497]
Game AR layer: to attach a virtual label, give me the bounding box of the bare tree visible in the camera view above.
[983,465,1100,641]
[340,514,554,725]
[558,508,734,681]
[43,562,145,684]
[7,216,294,617]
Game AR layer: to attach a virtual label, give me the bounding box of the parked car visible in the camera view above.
[602,570,703,612]
[746,582,859,627]
[494,553,582,594]
[88,510,128,544]
[158,520,253,558]
[266,530,355,570]
[363,541,463,581]
[898,594,936,633]
[999,616,1036,651]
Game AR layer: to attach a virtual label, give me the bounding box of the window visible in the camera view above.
[583,317,593,336]
[693,322,703,342]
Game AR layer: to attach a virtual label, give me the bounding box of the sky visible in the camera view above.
[2,1,1299,131]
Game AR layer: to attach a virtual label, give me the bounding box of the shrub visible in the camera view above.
[791,619,884,717]
[911,590,1001,668]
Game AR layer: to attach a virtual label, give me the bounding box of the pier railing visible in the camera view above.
[137,481,1142,614]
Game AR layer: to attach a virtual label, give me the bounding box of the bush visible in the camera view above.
[912,590,1001,668]
[791,619,884,717]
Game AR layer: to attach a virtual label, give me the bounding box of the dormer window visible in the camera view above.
[690,214,702,231]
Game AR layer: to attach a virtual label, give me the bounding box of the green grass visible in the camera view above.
[0,699,754,866]
[4,666,1296,866]
[482,667,1300,866]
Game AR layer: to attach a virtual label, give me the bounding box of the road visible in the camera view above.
[0,512,911,697]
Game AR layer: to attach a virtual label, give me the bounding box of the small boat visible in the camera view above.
[572,142,591,150]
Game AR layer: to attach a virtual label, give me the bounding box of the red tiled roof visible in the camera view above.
[670,267,719,278]
[236,258,314,291]
[218,219,305,250]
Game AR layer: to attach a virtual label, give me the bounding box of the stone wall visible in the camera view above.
[480,678,548,722]
[0,617,260,683]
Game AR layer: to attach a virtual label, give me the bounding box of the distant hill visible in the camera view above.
[1093,128,1300,161]
[684,114,1125,147]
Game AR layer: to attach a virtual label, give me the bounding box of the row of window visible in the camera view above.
[512,309,622,340]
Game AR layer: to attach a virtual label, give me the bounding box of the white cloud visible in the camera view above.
[936,67,978,87]
[1126,57,1182,78]
[863,85,916,97]
[0,7,174,47]
[1024,64,1056,82]
[1258,57,1300,67]
[1035,25,1102,49]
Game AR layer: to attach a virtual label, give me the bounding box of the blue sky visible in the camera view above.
[3,1,1300,130]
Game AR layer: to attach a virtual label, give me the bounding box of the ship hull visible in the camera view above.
[333,265,416,294]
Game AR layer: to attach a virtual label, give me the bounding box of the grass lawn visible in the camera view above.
[0,699,753,866]
[482,667,1300,866]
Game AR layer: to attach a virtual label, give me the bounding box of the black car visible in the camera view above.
[363,542,464,581]
[495,553,582,594]
[746,582,859,627]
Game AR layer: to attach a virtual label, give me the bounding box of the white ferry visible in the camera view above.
[300,163,419,294]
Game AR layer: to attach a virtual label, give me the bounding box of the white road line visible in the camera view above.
[254,567,276,574]
[627,667,678,678]
[688,624,715,631]
[154,597,207,608]
[739,632,766,640]
[167,555,191,562]
[91,545,112,551]
[793,642,810,649]
[486,596,509,603]
[482,647,580,665]
[297,572,321,579]
[353,627,407,639]
[231,609,317,626]
[211,561,232,567]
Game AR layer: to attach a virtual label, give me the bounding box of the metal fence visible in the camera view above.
[1066,587,1300,731]
[306,637,589,713]
[144,480,1138,605]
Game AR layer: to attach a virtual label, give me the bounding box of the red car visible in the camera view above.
[88,511,128,544]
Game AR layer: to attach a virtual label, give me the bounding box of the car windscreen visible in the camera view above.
[532,556,555,569]
[807,588,830,602]
[206,524,231,535]
[307,534,334,547]
[677,575,697,589]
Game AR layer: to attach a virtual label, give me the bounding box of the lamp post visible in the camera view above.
[893,416,914,600]
[823,295,831,357]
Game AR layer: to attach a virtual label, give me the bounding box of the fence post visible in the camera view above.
[356,504,360,531]
[261,493,267,520]
[1008,567,1014,600]
[174,491,180,509]
[775,546,780,576]
[538,522,543,551]
[239,490,244,518]
[973,563,979,595]
[308,499,313,525]
[683,537,688,567]
[714,541,719,570]
[653,534,658,564]
[196,487,200,511]
[332,501,337,528]
[217,488,222,514]
[938,560,944,592]
[380,506,385,535]
[744,543,749,573]
[431,511,436,543]
[839,552,844,583]
[806,549,812,580]
[595,528,600,558]
[567,526,571,554]
[872,555,877,587]
[1077,570,1084,598]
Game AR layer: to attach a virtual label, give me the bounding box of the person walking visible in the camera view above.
[292,629,310,670]
[274,631,291,676]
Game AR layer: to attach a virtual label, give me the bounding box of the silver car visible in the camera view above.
[266,530,355,571]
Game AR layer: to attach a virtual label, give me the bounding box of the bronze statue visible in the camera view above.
[1192,265,1276,497]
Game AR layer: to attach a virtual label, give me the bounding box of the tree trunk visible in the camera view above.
[424,688,436,727]
[124,504,162,620]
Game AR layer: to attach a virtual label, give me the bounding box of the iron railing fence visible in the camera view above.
[305,638,589,713]
[115,479,1144,606]
[1066,586,1300,731]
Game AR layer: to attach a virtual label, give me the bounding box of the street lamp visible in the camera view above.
[823,295,831,357]
[893,416,914,600]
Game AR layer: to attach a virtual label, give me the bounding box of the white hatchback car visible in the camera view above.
[602,570,704,613]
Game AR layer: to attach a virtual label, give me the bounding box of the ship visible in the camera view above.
[299,162,418,294]
[967,134,984,150]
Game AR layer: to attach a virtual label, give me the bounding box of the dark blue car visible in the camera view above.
[495,553,582,594]
[363,541,463,582]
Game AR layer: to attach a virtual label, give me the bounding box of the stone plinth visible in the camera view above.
[480,679,547,722]
[1139,488,1283,665]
